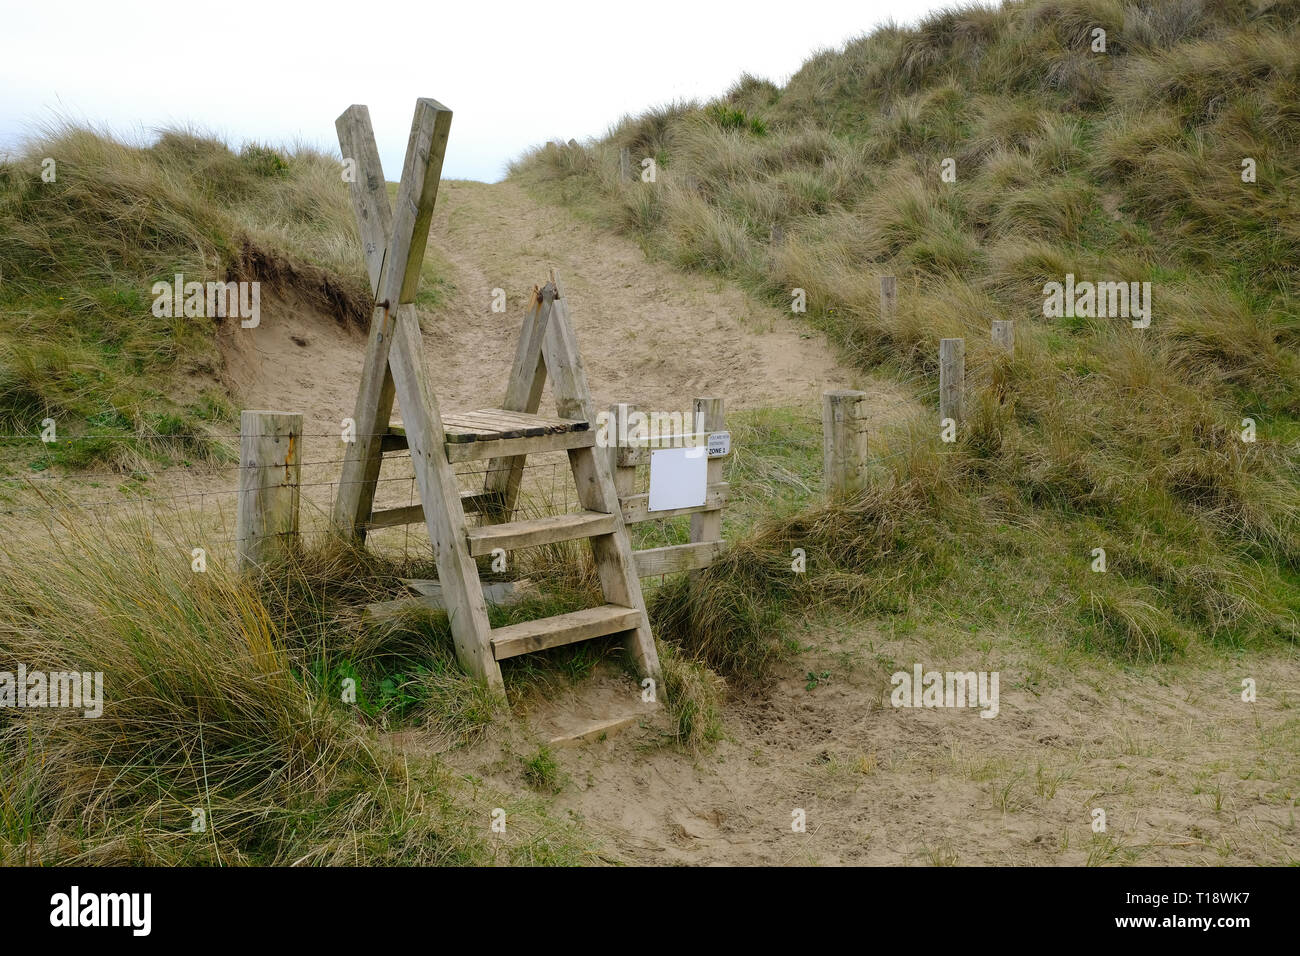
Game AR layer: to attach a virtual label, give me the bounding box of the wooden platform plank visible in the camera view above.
[465,510,615,556]
[451,410,585,439]
[450,413,540,439]
[394,411,590,445]
[490,604,641,660]
[482,408,587,430]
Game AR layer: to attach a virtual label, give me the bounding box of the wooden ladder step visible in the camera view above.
[465,510,615,556]
[490,604,642,660]
[365,491,504,529]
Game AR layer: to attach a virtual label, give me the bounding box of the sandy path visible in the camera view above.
[422,179,859,415]
[446,635,1300,866]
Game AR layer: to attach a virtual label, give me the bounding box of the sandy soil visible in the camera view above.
[445,627,1299,866]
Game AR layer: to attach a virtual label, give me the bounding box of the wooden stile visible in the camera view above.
[329,99,664,694]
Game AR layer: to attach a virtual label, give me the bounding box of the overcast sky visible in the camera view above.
[0,0,954,182]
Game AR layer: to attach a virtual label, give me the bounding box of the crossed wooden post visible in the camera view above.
[332,100,501,690]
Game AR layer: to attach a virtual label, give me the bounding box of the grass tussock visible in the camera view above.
[657,641,726,754]
[0,122,370,464]
[0,510,599,865]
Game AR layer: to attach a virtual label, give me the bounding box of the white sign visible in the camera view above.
[648,446,707,512]
[707,431,731,458]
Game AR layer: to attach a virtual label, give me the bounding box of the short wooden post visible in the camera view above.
[822,389,869,498]
[608,402,641,500]
[619,147,632,183]
[880,275,897,323]
[939,338,965,424]
[689,397,725,582]
[237,410,302,571]
[770,223,784,246]
[992,320,1014,354]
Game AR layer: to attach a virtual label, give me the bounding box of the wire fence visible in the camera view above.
[1,350,980,565]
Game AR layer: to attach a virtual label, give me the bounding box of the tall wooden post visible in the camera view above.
[608,402,641,501]
[689,397,725,583]
[237,410,302,571]
[881,275,898,323]
[992,320,1014,354]
[822,389,869,498]
[939,338,965,424]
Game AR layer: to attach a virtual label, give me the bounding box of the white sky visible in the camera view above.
[0,0,953,182]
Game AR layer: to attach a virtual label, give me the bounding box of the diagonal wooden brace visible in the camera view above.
[480,284,556,523]
[330,100,504,692]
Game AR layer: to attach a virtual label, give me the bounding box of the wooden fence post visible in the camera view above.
[880,275,897,323]
[939,338,965,424]
[822,389,869,498]
[992,320,1014,354]
[236,410,302,572]
[619,147,632,183]
[608,402,641,499]
[689,397,725,582]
